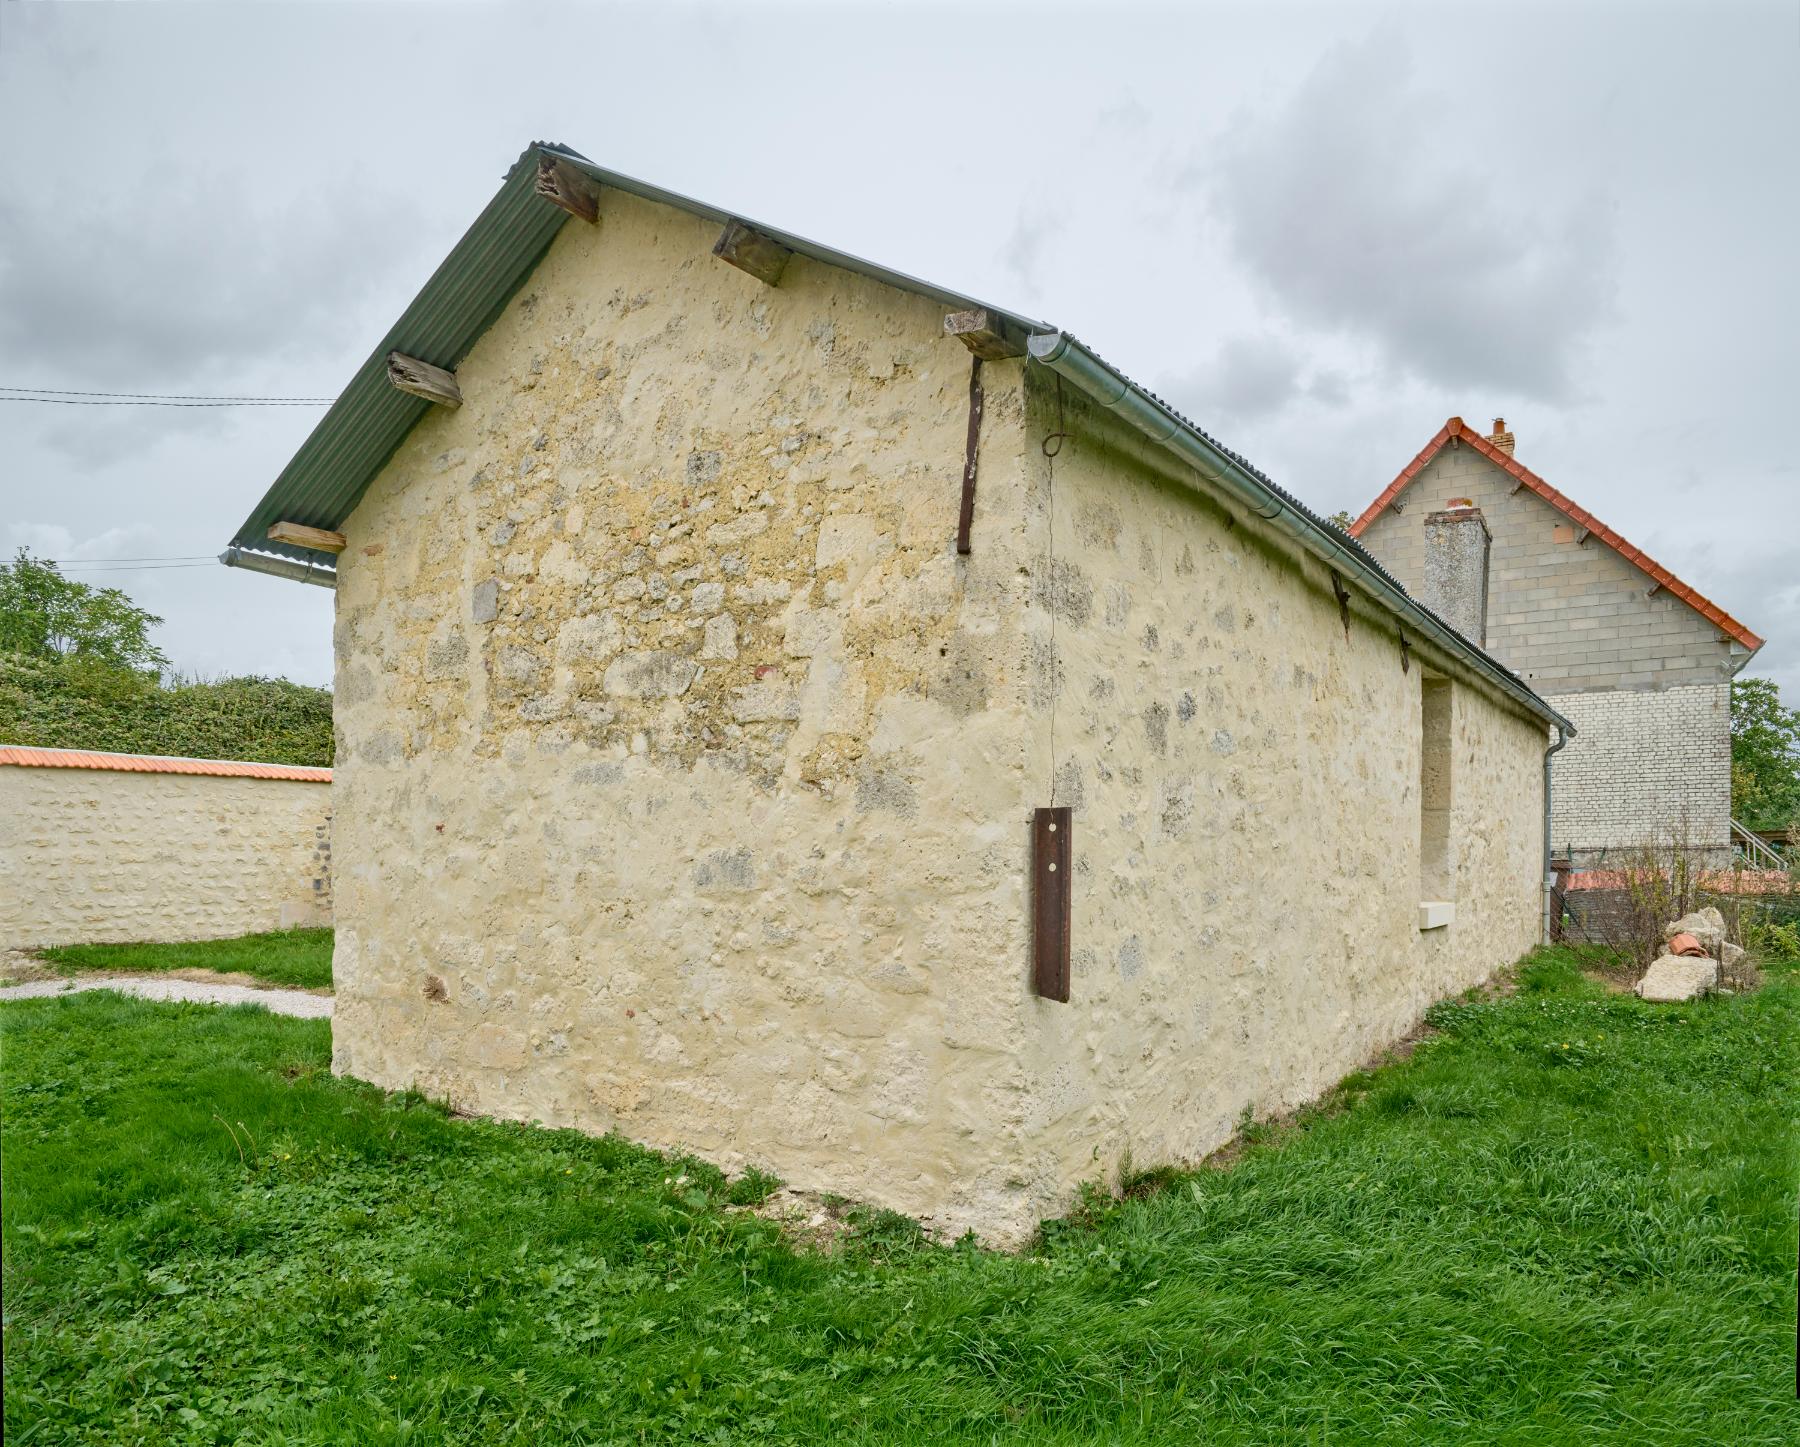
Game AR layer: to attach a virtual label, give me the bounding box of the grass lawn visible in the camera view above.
[38,926,334,991]
[3,947,1797,1445]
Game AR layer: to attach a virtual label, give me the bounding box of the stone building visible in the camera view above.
[223,143,1571,1241]
[1351,418,1763,866]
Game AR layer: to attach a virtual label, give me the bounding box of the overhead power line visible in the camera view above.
[42,555,216,564]
[1,385,335,407]
[53,561,221,572]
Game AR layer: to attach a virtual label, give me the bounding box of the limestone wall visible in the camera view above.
[1007,380,1548,1201]
[0,766,332,948]
[328,184,1551,1242]
[329,189,1045,1239]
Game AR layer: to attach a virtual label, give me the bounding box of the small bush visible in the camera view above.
[0,652,332,766]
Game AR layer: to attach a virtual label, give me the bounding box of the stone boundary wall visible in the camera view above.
[0,756,332,948]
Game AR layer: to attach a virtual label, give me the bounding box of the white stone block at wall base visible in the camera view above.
[1418,901,1456,931]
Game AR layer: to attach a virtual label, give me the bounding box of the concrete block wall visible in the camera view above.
[1358,444,1742,862]
[1546,682,1732,862]
[1358,447,1736,694]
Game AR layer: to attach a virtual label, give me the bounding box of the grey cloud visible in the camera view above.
[999,205,1061,292]
[0,170,419,385]
[1199,31,1617,402]
[32,402,254,469]
[1161,333,1349,430]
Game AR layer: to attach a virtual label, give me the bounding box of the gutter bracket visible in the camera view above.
[956,355,984,556]
[1330,570,1351,642]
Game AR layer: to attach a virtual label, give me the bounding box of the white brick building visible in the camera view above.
[1352,418,1763,865]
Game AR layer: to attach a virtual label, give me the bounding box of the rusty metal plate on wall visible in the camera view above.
[1032,806,1071,1002]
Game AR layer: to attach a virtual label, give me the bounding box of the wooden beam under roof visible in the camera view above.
[712,219,792,286]
[267,521,347,554]
[944,309,1024,360]
[386,352,462,407]
[534,153,600,224]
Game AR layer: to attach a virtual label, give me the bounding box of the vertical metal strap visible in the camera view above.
[956,355,984,555]
[1032,806,1071,1001]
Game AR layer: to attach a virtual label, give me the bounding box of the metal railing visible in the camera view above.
[1729,818,1789,873]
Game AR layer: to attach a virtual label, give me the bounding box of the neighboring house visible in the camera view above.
[221,142,1570,1241]
[1351,418,1764,866]
[0,746,332,948]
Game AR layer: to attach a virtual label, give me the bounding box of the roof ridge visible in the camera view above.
[1349,419,1764,652]
[0,745,332,782]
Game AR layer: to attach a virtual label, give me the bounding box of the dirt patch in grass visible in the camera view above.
[132,965,333,996]
[1,950,331,997]
[729,1186,862,1250]
[36,928,334,992]
[0,951,59,987]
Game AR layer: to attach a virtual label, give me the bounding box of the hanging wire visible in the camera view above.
[1043,373,1065,805]
[1,394,332,407]
[41,555,215,564]
[1041,371,1070,459]
[50,561,220,573]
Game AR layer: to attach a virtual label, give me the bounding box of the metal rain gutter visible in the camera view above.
[1542,724,1570,944]
[220,546,337,590]
[1025,330,1573,736]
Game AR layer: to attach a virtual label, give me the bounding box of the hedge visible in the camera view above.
[0,653,333,767]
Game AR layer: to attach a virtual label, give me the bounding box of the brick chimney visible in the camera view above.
[1487,417,1515,455]
[1421,501,1491,646]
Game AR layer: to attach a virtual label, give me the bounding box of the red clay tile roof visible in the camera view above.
[0,745,331,783]
[1349,418,1765,652]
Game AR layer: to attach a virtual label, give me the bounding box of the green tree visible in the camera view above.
[1730,676,1800,831]
[0,549,169,672]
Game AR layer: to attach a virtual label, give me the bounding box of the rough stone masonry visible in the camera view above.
[322,183,1553,1243]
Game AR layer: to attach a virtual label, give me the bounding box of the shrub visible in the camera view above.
[0,652,332,766]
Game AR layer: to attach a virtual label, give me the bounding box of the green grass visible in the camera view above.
[39,927,333,991]
[3,947,1797,1444]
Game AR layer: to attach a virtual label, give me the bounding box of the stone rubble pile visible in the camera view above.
[1635,907,1743,1002]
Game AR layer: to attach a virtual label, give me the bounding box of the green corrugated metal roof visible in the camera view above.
[228,142,1046,565]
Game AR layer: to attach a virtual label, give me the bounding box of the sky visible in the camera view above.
[2,0,1795,701]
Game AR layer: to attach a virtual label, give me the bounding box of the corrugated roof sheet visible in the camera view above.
[230,142,1047,563]
[0,746,331,783]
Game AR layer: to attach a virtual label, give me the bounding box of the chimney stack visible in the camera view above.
[1488,417,1515,455]
[1421,501,1491,646]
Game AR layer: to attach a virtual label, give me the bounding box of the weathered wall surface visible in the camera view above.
[1357,446,1737,694]
[330,188,1551,1242]
[1007,383,1548,1201]
[0,767,332,947]
[329,189,1047,1240]
[1547,682,1732,859]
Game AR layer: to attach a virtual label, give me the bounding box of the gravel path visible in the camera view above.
[0,975,332,1019]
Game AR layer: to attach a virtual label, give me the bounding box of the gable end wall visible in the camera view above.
[1357,447,1735,694]
[1358,446,1736,860]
